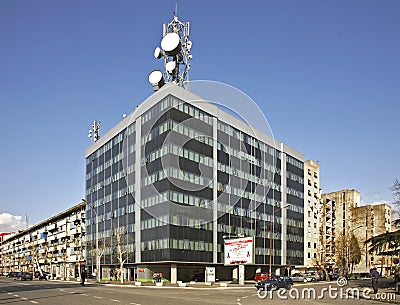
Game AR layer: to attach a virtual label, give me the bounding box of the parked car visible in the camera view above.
[319,272,327,281]
[291,273,315,282]
[6,271,19,278]
[328,273,340,280]
[254,272,272,282]
[304,272,318,282]
[308,271,322,281]
[191,273,205,282]
[34,271,51,280]
[255,276,294,291]
[17,272,33,281]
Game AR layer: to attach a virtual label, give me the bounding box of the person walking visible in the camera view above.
[370,267,380,293]
[81,269,87,286]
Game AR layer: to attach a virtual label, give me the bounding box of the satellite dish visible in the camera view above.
[148,70,165,91]
[154,47,163,59]
[166,60,176,73]
[161,32,181,56]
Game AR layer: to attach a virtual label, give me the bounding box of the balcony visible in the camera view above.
[47,224,56,230]
[56,220,66,227]
[58,232,67,239]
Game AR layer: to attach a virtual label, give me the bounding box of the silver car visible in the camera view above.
[291,274,315,282]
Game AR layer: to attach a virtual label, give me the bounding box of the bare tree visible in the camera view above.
[368,179,400,256]
[391,178,400,206]
[74,236,86,279]
[335,231,361,276]
[391,178,400,225]
[88,234,111,281]
[113,226,127,284]
[313,225,330,280]
[349,234,362,273]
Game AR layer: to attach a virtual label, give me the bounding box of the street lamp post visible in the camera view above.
[86,201,100,283]
[269,204,290,277]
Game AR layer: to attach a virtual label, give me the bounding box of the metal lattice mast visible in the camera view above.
[149,13,193,90]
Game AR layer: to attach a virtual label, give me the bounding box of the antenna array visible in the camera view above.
[149,13,192,91]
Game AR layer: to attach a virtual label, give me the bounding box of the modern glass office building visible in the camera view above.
[85,84,304,282]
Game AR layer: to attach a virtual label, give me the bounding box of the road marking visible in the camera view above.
[7,292,12,295]
[130,303,141,305]
[13,295,20,297]
[22,297,28,300]
[110,299,121,302]
[30,301,38,304]
[94,296,103,299]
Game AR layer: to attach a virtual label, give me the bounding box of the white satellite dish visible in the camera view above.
[148,70,165,91]
[154,47,163,59]
[166,60,176,73]
[161,32,181,56]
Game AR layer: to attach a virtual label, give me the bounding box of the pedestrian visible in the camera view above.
[370,267,380,293]
[81,269,87,286]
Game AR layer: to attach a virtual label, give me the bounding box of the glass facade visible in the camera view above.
[85,91,304,273]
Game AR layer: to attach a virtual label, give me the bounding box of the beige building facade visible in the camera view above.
[0,201,86,279]
[353,203,392,274]
[324,189,360,236]
[320,193,337,267]
[303,160,322,267]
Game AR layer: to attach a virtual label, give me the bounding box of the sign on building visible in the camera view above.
[205,267,215,282]
[224,237,254,265]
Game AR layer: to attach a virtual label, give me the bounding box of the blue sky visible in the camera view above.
[0,0,399,230]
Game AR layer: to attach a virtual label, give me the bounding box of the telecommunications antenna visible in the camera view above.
[88,120,101,142]
[148,10,193,91]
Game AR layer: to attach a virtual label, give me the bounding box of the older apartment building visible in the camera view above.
[0,201,86,279]
[352,203,392,274]
[324,189,360,236]
[303,160,322,268]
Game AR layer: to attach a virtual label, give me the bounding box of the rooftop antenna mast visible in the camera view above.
[88,120,101,142]
[148,9,193,91]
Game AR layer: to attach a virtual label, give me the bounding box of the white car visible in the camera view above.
[291,274,315,282]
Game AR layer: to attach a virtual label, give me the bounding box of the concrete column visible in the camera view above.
[171,264,177,284]
[238,264,245,285]
[232,267,238,283]
[135,117,142,263]
[281,145,287,267]
[212,117,218,264]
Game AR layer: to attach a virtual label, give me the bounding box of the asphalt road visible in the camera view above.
[0,277,397,305]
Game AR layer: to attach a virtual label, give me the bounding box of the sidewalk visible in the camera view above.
[84,279,257,289]
[56,277,400,302]
[347,278,400,304]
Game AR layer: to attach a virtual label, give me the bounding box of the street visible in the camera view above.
[0,277,397,305]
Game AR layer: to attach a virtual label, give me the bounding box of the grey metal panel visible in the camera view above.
[85,84,303,161]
